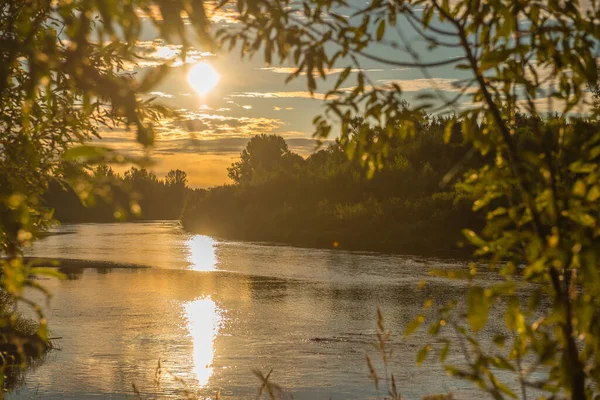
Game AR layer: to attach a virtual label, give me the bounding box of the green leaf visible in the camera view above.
[495,380,517,398]
[587,185,600,202]
[462,229,487,248]
[439,340,450,362]
[29,267,66,280]
[490,356,515,371]
[493,334,506,348]
[405,315,425,336]
[443,120,455,143]
[467,287,489,332]
[334,67,351,90]
[416,345,430,366]
[423,6,434,26]
[376,19,385,41]
[573,180,587,197]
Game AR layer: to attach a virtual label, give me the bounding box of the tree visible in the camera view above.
[165,169,189,219]
[165,169,189,188]
[94,165,117,178]
[124,167,158,185]
[216,0,600,398]
[0,0,210,384]
[227,134,299,184]
[4,0,600,397]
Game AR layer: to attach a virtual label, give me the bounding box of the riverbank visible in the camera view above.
[22,257,151,270]
[20,257,151,280]
[180,219,475,259]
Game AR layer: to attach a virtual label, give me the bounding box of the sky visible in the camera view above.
[88,4,469,188]
[99,4,593,188]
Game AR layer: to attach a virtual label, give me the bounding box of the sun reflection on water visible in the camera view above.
[187,235,217,271]
[185,297,221,387]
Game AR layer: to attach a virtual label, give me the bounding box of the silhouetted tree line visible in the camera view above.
[180,114,478,256]
[45,165,195,222]
[181,112,599,256]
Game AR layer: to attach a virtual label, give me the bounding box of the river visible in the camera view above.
[9,221,499,399]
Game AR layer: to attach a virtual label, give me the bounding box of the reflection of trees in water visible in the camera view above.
[57,266,115,279]
[58,266,84,280]
[96,267,113,275]
[248,276,290,302]
[311,283,424,327]
[54,260,134,280]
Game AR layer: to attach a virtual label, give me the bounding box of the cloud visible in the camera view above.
[135,2,239,25]
[96,110,287,156]
[98,130,321,155]
[155,111,285,139]
[233,79,475,102]
[259,67,385,76]
[203,2,240,24]
[178,119,210,132]
[160,135,317,153]
[374,78,477,94]
[231,91,327,100]
[149,91,174,98]
[131,40,214,68]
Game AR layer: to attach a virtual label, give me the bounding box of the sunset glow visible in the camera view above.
[188,62,220,96]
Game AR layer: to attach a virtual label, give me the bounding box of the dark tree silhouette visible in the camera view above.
[45,166,194,222]
[227,134,302,184]
[166,169,188,187]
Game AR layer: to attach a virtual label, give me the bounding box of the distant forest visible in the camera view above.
[45,166,195,222]
[48,112,598,257]
[181,113,485,257]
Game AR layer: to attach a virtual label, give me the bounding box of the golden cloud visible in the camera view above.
[131,40,214,69]
[230,91,327,100]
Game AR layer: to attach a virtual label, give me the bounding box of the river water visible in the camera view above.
[9,221,500,399]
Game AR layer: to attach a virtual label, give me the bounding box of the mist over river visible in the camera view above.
[10,221,502,399]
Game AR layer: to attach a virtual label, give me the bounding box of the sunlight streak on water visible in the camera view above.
[187,235,217,272]
[185,296,220,387]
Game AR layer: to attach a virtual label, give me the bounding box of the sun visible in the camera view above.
[188,62,220,96]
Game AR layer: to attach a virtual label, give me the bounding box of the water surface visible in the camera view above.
[10,221,500,399]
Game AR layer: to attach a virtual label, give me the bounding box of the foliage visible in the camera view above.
[3,0,600,398]
[165,169,189,188]
[212,0,600,398]
[0,0,208,387]
[227,134,303,185]
[182,122,480,256]
[45,166,194,222]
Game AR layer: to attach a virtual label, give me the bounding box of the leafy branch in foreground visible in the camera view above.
[0,0,210,388]
[215,0,600,398]
[3,0,600,398]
